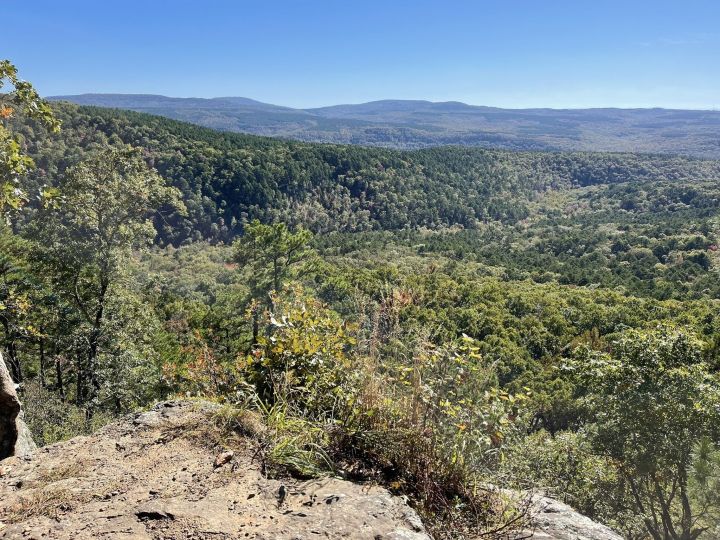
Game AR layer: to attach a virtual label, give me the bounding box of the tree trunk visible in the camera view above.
[273,259,280,294]
[678,469,696,540]
[55,355,65,399]
[85,278,108,404]
[38,337,46,388]
[5,340,20,383]
[87,325,102,400]
[252,306,259,347]
[76,355,84,405]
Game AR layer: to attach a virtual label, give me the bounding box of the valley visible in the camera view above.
[2,55,720,539]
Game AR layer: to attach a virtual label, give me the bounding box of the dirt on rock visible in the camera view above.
[0,401,430,540]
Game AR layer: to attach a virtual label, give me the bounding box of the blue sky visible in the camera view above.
[4,0,719,109]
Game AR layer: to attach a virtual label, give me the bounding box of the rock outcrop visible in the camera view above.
[527,496,622,540]
[0,401,430,539]
[0,353,35,460]
[0,400,622,539]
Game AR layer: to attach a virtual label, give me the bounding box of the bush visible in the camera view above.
[235,293,533,538]
[21,381,115,446]
[500,430,644,536]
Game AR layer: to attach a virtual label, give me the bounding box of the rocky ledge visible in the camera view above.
[0,401,621,539]
[0,401,429,539]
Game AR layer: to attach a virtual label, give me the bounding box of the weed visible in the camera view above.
[3,488,73,523]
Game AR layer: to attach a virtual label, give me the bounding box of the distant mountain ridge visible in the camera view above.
[48,94,720,157]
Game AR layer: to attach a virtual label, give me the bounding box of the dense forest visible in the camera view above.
[3,69,720,539]
[14,103,720,301]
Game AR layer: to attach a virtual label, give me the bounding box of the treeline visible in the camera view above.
[13,103,720,244]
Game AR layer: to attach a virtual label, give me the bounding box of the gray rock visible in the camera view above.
[528,495,623,540]
[13,409,36,457]
[0,352,36,460]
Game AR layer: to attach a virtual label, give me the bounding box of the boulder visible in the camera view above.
[527,495,623,540]
[0,352,35,460]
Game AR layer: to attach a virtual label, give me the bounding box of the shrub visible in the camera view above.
[236,292,533,538]
[21,381,115,446]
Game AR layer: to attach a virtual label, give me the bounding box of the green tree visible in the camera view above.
[0,229,34,381]
[41,147,183,405]
[569,326,720,540]
[0,60,60,216]
[233,220,313,344]
[0,60,59,384]
[234,220,313,295]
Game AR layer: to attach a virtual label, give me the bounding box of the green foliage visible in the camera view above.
[568,326,720,539]
[0,60,60,216]
[234,220,313,296]
[30,147,184,406]
[0,228,37,381]
[13,103,720,249]
[21,381,115,447]
[261,400,335,478]
[235,294,532,537]
[386,335,529,469]
[500,430,644,537]
[4,95,720,537]
[241,291,355,408]
[12,103,720,304]
[689,438,720,538]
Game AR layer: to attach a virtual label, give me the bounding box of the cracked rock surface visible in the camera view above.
[0,401,430,540]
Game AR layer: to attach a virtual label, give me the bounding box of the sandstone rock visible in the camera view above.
[0,399,620,539]
[0,401,431,539]
[0,353,36,460]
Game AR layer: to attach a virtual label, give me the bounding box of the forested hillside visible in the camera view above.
[15,103,720,242]
[14,103,720,301]
[51,94,720,158]
[4,91,720,539]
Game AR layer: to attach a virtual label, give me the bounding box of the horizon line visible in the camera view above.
[45,93,720,113]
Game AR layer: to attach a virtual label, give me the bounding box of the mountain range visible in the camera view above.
[48,94,720,158]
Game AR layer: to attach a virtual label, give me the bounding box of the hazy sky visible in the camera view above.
[4,0,719,109]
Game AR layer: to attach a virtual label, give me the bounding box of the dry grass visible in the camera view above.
[30,462,85,487]
[157,403,265,451]
[3,487,74,523]
[212,404,266,440]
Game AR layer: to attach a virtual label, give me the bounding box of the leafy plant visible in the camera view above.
[567,326,720,540]
[0,60,60,216]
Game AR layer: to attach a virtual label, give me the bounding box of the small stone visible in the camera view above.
[213,450,234,468]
